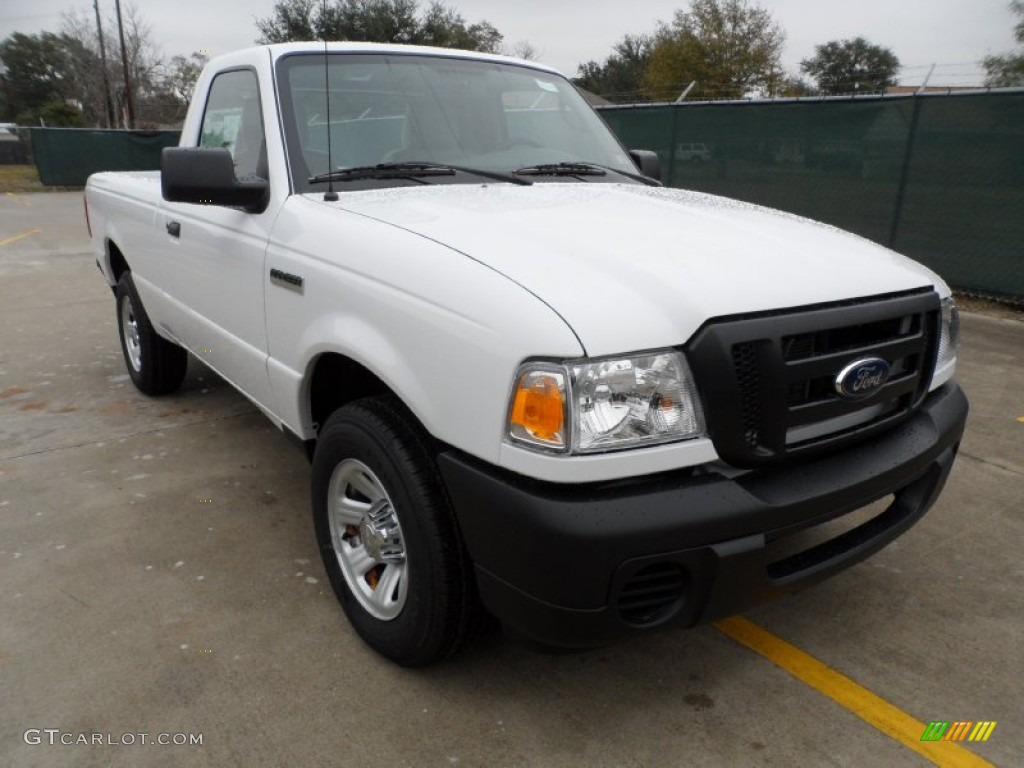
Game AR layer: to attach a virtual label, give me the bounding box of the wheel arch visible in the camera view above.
[99,238,130,294]
[304,351,434,456]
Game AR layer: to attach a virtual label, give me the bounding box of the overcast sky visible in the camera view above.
[1,0,1019,86]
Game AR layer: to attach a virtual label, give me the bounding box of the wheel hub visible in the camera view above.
[120,296,142,372]
[359,500,405,564]
[326,458,409,621]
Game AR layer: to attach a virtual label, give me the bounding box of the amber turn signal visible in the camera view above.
[509,371,566,448]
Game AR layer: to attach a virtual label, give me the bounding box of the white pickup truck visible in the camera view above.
[85,42,968,666]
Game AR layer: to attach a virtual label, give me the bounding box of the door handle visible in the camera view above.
[166,220,181,238]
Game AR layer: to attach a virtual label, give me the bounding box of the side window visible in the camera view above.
[199,70,266,179]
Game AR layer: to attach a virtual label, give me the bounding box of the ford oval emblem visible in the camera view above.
[834,358,890,399]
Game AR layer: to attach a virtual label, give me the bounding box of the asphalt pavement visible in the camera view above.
[1,192,1021,767]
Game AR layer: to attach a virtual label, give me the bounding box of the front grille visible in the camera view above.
[617,563,686,626]
[732,341,764,448]
[687,289,941,468]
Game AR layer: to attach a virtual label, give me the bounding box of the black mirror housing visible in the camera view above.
[628,149,662,182]
[161,147,269,213]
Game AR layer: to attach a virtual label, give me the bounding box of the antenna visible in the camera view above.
[321,0,338,201]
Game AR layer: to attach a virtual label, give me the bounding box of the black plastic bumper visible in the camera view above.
[438,383,968,649]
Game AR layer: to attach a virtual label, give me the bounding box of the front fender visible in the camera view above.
[264,196,583,465]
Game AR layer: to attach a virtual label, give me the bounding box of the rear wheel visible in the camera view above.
[115,273,187,395]
[312,396,482,666]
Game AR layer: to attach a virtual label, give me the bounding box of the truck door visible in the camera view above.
[156,67,276,409]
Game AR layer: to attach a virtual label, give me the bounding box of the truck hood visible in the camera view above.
[322,183,945,356]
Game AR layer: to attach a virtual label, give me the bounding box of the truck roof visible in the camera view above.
[207,42,562,77]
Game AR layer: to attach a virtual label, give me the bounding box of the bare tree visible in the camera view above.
[60,9,116,126]
[61,2,164,127]
[506,41,539,61]
[114,2,164,125]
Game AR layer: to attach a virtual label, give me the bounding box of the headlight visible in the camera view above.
[937,297,960,369]
[507,351,706,454]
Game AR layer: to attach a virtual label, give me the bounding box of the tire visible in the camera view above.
[115,273,188,396]
[312,396,482,666]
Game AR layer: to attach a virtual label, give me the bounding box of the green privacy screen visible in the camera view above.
[31,128,181,187]
[600,91,1024,303]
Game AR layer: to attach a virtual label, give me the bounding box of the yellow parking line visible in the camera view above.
[714,617,995,768]
[0,228,40,247]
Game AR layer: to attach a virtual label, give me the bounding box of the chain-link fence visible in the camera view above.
[30,128,181,187]
[600,90,1024,303]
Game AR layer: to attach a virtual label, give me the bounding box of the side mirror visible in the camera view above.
[628,149,662,182]
[161,147,269,213]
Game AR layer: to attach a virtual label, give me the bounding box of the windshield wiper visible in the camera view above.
[513,162,607,177]
[309,161,532,186]
[308,162,455,185]
[513,161,661,186]
[581,161,662,186]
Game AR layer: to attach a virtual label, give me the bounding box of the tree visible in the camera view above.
[983,1,1024,86]
[163,53,209,105]
[774,75,814,98]
[135,51,211,126]
[256,0,318,43]
[643,0,785,101]
[505,41,539,61]
[60,3,164,127]
[416,2,501,51]
[327,0,420,44]
[58,10,115,126]
[1,3,198,128]
[574,34,653,102]
[0,32,87,125]
[256,0,503,53]
[36,99,88,127]
[799,37,900,95]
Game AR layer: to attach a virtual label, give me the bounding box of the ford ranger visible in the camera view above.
[84,43,968,666]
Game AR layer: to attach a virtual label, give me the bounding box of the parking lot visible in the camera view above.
[1,191,1021,767]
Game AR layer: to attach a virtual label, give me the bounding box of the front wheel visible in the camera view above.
[312,396,482,666]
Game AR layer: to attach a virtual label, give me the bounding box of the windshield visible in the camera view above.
[276,52,637,191]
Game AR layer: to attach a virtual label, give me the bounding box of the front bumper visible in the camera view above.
[438,383,968,649]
